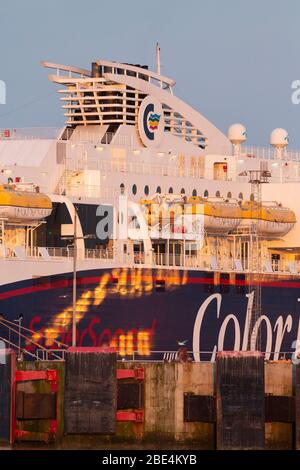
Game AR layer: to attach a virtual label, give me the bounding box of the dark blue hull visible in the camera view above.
[0,267,299,361]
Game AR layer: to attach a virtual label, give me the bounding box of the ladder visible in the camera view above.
[247,169,270,351]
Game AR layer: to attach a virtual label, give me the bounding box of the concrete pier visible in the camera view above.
[1,353,299,449]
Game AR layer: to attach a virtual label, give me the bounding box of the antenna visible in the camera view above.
[228,123,247,155]
[270,128,289,159]
[156,42,161,76]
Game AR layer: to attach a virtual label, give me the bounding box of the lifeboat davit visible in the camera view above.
[0,185,52,221]
[241,201,296,236]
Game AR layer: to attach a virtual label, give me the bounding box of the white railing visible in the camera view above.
[242,146,300,162]
[85,248,113,260]
[150,253,233,271]
[61,158,205,184]
[269,259,300,274]
[60,184,123,199]
[0,127,62,140]
[64,131,134,147]
[2,246,114,261]
[132,250,300,275]
[2,243,300,276]
[46,247,113,260]
[57,157,300,191]
[6,347,295,363]
[36,349,67,361]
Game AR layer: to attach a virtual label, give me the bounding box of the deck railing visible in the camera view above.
[134,251,300,275]
[1,243,299,276]
[1,246,114,261]
[32,349,296,362]
[242,145,300,162]
[0,127,62,140]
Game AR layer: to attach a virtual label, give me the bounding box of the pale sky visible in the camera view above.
[1,0,300,146]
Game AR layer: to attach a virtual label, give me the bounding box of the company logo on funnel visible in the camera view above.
[138,96,164,148]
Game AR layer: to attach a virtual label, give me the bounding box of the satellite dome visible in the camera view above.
[270,128,289,148]
[228,124,247,145]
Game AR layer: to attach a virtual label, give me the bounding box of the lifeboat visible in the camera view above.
[140,194,296,237]
[140,195,242,234]
[241,201,296,236]
[185,196,242,233]
[0,184,52,221]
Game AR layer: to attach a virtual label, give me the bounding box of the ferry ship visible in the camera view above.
[0,48,299,361]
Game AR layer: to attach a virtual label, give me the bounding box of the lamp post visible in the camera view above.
[62,211,96,347]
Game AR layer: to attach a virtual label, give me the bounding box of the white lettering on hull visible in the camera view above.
[192,293,221,362]
[193,292,300,362]
[217,314,241,352]
[273,315,292,360]
[250,316,273,359]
